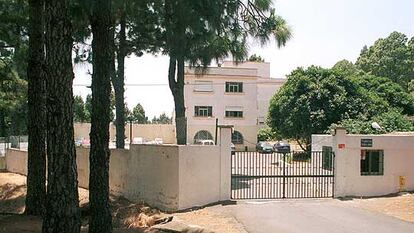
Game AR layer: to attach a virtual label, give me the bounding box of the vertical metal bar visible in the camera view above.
[241,153,247,198]
[332,152,335,198]
[283,152,286,198]
[214,118,218,145]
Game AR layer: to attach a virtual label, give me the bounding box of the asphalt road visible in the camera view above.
[211,199,414,233]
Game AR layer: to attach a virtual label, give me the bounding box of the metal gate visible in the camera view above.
[231,150,335,199]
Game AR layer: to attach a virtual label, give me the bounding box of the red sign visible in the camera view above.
[338,144,345,149]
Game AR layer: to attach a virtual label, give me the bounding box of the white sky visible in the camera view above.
[73,0,414,118]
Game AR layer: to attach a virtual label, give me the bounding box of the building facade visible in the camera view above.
[184,61,285,150]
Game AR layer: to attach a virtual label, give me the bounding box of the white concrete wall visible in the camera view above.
[178,145,221,209]
[332,128,414,197]
[5,127,233,211]
[184,75,259,127]
[184,62,286,150]
[187,124,258,150]
[256,78,285,121]
[5,149,28,175]
[74,123,176,144]
[222,61,270,78]
[311,134,333,151]
[76,145,181,210]
[0,156,6,170]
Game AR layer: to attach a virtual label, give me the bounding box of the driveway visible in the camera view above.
[208,199,414,233]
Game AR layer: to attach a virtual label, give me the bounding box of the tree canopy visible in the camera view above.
[128,103,148,123]
[268,66,368,149]
[356,31,414,89]
[332,109,414,134]
[151,113,172,124]
[268,65,414,150]
[248,54,265,62]
[0,59,27,136]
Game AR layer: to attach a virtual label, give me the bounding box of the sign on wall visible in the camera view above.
[361,139,373,147]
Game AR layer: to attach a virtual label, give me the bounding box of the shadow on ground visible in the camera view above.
[0,183,26,214]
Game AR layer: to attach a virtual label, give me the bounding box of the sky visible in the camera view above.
[73,0,414,118]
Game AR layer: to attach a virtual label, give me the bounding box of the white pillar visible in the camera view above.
[332,127,347,197]
[219,125,232,201]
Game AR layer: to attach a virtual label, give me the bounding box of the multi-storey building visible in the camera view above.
[184,61,285,150]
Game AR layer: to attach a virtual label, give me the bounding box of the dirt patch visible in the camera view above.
[0,172,245,232]
[345,192,414,222]
[175,208,247,233]
[0,172,169,232]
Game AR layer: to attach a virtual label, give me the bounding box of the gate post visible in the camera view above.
[332,127,347,197]
[218,125,233,201]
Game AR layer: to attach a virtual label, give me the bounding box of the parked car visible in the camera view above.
[132,137,145,144]
[256,141,273,153]
[81,138,90,148]
[196,139,215,145]
[75,138,82,147]
[274,141,291,153]
[154,138,163,145]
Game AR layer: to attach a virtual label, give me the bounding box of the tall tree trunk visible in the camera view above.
[0,110,6,137]
[43,0,80,232]
[89,0,113,232]
[168,56,187,145]
[25,0,46,216]
[113,8,126,149]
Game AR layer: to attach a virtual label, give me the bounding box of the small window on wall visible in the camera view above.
[361,150,384,176]
[225,82,243,93]
[194,106,212,117]
[194,81,213,92]
[225,106,243,118]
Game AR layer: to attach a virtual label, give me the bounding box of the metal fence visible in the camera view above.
[231,150,335,199]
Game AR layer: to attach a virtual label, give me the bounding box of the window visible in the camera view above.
[225,106,243,118]
[225,111,243,118]
[360,150,384,175]
[194,130,213,143]
[195,106,212,117]
[225,82,243,93]
[194,81,213,92]
[232,131,244,144]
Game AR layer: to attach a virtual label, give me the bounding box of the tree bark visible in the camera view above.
[113,9,126,149]
[89,0,113,232]
[43,0,80,232]
[0,111,6,137]
[168,56,187,145]
[25,0,46,216]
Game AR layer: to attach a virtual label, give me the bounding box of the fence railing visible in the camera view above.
[0,135,28,157]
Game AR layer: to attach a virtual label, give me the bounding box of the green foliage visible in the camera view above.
[0,59,27,136]
[268,66,369,145]
[248,54,265,62]
[151,113,172,124]
[268,63,414,147]
[332,59,359,77]
[257,127,277,141]
[78,93,115,123]
[128,103,148,124]
[333,110,414,134]
[349,74,414,115]
[73,95,88,123]
[356,31,414,89]
[0,0,29,81]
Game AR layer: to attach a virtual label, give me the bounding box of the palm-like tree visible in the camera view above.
[163,0,292,144]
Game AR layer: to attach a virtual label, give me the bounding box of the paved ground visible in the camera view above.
[206,199,414,233]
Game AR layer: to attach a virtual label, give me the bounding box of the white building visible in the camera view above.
[184,61,285,150]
